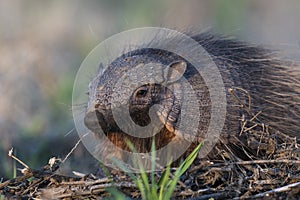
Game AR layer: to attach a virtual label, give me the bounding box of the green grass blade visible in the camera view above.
[105,187,126,200]
[164,142,203,199]
[158,163,171,200]
[175,142,203,177]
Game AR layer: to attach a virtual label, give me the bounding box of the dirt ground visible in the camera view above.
[1,100,299,200]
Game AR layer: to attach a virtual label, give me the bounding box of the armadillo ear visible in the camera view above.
[96,62,104,74]
[164,60,187,83]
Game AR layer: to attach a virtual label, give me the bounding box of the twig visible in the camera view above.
[62,132,90,163]
[60,177,112,186]
[212,159,300,166]
[252,181,300,198]
[250,111,262,122]
[8,148,29,169]
[228,87,253,116]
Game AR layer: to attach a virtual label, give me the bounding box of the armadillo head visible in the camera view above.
[84,48,207,152]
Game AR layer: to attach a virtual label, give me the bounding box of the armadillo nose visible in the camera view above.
[84,100,107,128]
[84,110,101,131]
[84,101,114,133]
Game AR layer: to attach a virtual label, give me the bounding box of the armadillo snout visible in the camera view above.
[84,110,105,133]
[84,104,123,134]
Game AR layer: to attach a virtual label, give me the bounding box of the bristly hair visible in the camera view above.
[85,30,300,162]
[189,31,300,137]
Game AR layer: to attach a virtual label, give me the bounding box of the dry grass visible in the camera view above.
[0,89,299,200]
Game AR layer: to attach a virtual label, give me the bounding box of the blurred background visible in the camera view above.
[0,0,299,179]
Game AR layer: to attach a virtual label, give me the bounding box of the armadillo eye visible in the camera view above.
[136,88,148,98]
